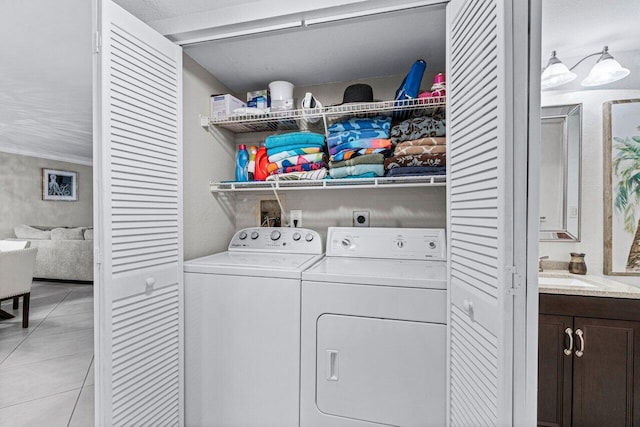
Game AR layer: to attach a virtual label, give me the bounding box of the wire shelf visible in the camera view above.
[210,175,446,193]
[208,97,446,133]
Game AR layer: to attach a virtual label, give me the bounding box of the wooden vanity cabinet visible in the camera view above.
[538,294,640,427]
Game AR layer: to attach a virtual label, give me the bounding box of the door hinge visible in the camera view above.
[93,31,101,54]
[505,265,523,296]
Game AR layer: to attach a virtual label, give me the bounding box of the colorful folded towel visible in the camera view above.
[329,148,393,162]
[384,153,447,169]
[390,117,446,143]
[266,142,326,157]
[268,146,323,163]
[329,163,384,179]
[269,161,327,175]
[327,129,390,148]
[267,152,325,174]
[265,169,328,181]
[329,153,385,169]
[386,166,446,177]
[329,139,393,156]
[394,145,447,156]
[327,116,392,133]
[265,132,326,150]
[327,172,380,179]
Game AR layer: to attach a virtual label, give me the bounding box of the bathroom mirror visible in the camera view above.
[539,103,581,241]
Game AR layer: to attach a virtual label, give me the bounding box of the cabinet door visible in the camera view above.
[572,317,640,427]
[537,314,573,427]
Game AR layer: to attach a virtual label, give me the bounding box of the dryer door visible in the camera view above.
[316,314,446,426]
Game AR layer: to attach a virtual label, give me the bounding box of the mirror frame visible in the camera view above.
[539,103,582,242]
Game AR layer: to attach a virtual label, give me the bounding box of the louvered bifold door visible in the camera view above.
[93,1,183,426]
[446,0,515,425]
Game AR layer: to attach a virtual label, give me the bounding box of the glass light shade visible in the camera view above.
[581,57,630,87]
[541,62,577,89]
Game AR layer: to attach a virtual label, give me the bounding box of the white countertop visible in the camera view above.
[539,271,640,299]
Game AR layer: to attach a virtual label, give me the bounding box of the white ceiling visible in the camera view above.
[1,0,638,164]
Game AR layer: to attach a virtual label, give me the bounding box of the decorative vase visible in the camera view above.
[568,252,587,275]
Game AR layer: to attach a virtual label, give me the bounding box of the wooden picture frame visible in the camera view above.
[603,99,640,275]
[42,168,78,201]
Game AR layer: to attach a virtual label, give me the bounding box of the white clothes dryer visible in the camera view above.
[300,227,447,427]
[184,227,323,427]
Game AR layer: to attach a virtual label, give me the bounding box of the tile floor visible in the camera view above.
[0,281,94,426]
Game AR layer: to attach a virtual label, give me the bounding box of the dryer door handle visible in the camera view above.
[326,350,339,381]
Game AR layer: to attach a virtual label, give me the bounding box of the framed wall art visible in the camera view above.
[42,168,78,201]
[604,99,640,275]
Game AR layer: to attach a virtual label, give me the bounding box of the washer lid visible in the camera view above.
[302,257,446,289]
[184,251,323,278]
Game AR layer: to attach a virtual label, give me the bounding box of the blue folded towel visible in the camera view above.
[327,129,390,147]
[329,164,384,179]
[327,116,392,133]
[265,132,326,149]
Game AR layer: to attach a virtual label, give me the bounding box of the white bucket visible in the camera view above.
[268,80,294,101]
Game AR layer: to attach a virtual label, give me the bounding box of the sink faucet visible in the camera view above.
[539,256,549,272]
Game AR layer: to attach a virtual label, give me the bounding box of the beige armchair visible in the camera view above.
[0,246,38,328]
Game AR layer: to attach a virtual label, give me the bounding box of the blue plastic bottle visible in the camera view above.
[235,144,250,182]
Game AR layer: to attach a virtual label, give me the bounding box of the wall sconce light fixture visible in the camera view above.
[541,46,630,90]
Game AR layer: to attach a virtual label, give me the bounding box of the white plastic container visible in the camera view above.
[269,81,294,111]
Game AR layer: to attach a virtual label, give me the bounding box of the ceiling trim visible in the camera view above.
[0,146,92,166]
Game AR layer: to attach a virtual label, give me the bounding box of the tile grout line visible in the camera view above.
[67,354,95,427]
[0,287,74,366]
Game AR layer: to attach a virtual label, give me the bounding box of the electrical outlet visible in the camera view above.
[353,211,370,227]
[290,210,302,227]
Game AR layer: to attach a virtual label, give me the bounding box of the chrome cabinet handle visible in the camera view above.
[564,327,573,356]
[575,329,585,357]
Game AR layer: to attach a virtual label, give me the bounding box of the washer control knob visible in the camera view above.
[396,239,405,248]
[270,230,281,241]
[429,241,437,249]
[292,232,301,241]
[238,231,248,240]
[305,233,314,242]
[250,231,259,240]
[341,238,351,248]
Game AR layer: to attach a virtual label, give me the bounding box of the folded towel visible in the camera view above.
[395,137,446,148]
[266,169,328,181]
[265,132,326,149]
[329,148,393,162]
[327,116,392,133]
[329,153,385,169]
[329,139,393,156]
[268,146,323,162]
[384,153,447,169]
[269,161,327,175]
[267,152,325,174]
[390,117,446,143]
[327,129,390,148]
[267,142,326,157]
[329,163,384,179]
[394,145,447,156]
[386,166,446,177]
[327,172,380,179]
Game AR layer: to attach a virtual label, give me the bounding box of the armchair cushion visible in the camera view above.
[51,227,85,241]
[14,225,51,240]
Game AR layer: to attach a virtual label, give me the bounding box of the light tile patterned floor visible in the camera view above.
[0,281,94,427]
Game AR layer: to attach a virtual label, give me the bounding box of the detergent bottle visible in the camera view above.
[235,144,249,182]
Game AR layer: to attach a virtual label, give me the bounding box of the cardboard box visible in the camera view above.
[210,94,245,119]
[247,89,269,109]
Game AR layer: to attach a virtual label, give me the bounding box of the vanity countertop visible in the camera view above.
[539,271,640,299]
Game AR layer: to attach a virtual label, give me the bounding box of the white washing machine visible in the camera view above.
[300,227,447,427]
[184,227,323,427]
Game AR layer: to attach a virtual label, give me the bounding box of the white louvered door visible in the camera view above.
[447,0,521,425]
[93,1,183,425]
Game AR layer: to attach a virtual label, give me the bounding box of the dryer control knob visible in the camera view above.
[341,238,351,248]
[396,239,405,248]
[270,230,281,241]
[429,241,437,249]
[251,231,259,240]
[238,231,248,240]
[305,233,314,242]
[292,232,301,241]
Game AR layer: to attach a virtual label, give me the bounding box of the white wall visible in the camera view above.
[540,89,640,286]
[0,152,93,238]
[182,54,236,260]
